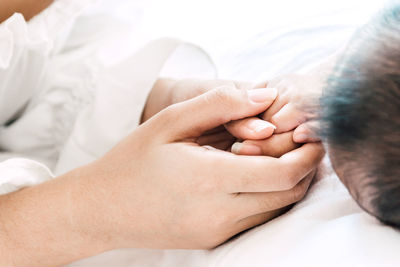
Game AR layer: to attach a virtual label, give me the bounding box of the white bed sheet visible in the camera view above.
[60,0,400,266]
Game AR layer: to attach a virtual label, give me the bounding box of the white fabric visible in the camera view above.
[0,0,215,175]
[0,0,97,125]
[0,0,99,168]
[208,158,400,267]
[55,39,216,175]
[65,1,400,266]
[0,158,53,195]
[0,0,399,266]
[0,0,102,195]
[67,160,400,267]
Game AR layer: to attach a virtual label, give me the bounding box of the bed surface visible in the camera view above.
[58,0,400,266]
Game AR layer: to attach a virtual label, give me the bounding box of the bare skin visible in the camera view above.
[143,79,278,151]
[0,86,324,266]
[231,53,341,156]
[0,2,325,265]
[0,0,53,22]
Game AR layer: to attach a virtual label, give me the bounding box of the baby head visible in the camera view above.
[320,3,400,228]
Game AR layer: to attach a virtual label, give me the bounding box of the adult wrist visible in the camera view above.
[0,164,113,266]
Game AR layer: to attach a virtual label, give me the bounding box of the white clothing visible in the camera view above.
[0,0,215,185]
[0,1,399,267]
[0,158,53,195]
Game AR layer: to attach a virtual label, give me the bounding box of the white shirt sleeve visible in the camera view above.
[0,0,98,126]
[55,38,217,175]
[0,13,49,126]
[0,158,54,195]
[0,0,98,193]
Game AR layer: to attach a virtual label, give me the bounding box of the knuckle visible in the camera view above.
[276,82,290,94]
[234,81,254,90]
[212,86,235,102]
[280,168,301,190]
[279,91,292,103]
[213,86,246,108]
[160,104,178,120]
[270,113,280,125]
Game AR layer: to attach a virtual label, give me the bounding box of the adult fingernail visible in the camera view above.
[231,142,242,154]
[231,142,262,155]
[247,120,276,133]
[248,88,277,103]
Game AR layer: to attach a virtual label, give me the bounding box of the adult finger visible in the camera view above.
[231,131,300,157]
[225,117,276,140]
[233,80,258,90]
[151,86,278,141]
[215,142,324,192]
[235,170,315,217]
[233,210,284,235]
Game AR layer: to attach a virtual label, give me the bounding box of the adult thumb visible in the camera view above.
[153,86,277,141]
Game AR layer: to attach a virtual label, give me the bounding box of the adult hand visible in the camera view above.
[0,86,324,266]
[231,131,300,157]
[85,86,324,250]
[230,74,326,157]
[142,79,278,150]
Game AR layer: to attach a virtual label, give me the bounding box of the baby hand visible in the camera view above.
[230,74,325,156]
[142,78,279,150]
[260,74,324,143]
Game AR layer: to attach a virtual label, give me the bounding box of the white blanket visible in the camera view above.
[68,1,400,266]
[67,1,400,266]
[67,158,400,267]
[0,0,399,266]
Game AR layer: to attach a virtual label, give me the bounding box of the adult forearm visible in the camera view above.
[0,165,111,267]
[0,0,54,22]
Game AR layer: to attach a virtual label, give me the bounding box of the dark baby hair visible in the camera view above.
[320,2,400,229]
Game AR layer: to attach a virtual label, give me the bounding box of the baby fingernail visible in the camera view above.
[231,142,262,155]
[248,120,276,133]
[248,88,278,103]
